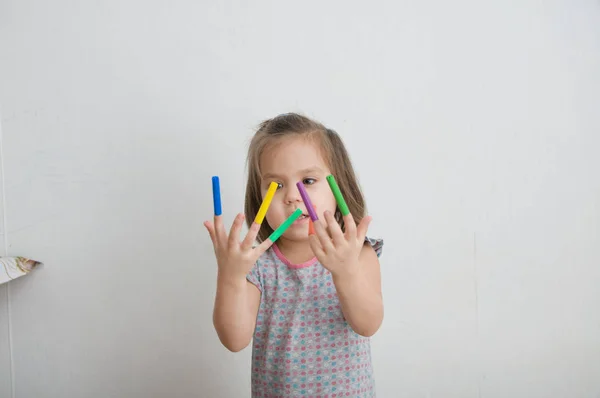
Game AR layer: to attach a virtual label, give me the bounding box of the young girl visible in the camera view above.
[205,113,384,397]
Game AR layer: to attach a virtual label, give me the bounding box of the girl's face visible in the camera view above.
[259,137,337,242]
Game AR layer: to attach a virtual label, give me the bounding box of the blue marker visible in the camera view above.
[212,176,222,216]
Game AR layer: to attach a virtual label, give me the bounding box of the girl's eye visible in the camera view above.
[303,178,316,185]
[276,182,283,189]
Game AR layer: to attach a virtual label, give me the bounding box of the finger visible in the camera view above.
[204,221,217,246]
[319,212,333,240]
[343,212,357,239]
[254,237,274,257]
[356,215,372,243]
[313,218,335,254]
[228,213,245,249]
[308,233,326,259]
[324,210,345,247]
[214,215,227,245]
[241,222,261,251]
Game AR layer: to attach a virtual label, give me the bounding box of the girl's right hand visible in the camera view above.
[204,213,273,282]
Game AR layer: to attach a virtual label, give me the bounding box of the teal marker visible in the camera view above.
[268,209,302,242]
[326,174,350,216]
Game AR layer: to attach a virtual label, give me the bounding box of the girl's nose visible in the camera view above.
[283,185,302,204]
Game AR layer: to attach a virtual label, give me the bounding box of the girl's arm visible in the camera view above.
[331,243,383,337]
[204,212,271,353]
[213,274,261,352]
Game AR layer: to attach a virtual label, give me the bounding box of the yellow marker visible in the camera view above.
[254,181,278,224]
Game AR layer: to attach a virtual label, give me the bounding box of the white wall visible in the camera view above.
[0,285,11,398]
[1,151,13,396]
[1,1,599,397]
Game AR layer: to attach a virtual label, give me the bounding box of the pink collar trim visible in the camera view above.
[272,244,318,269]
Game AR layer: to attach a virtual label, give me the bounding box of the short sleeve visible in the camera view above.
[365,236,383,258]
[246,261,263,292]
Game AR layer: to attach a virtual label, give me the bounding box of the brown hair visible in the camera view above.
[244,113,366,242]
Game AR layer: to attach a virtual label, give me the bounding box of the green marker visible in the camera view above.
[326,174,350,216]
[269,209,303,242]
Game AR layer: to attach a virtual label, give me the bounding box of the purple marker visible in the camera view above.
[296,181,319,221]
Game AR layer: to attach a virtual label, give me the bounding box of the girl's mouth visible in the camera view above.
[292,214,309,225]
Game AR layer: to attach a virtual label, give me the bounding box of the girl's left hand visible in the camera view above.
[309,210,372,278]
